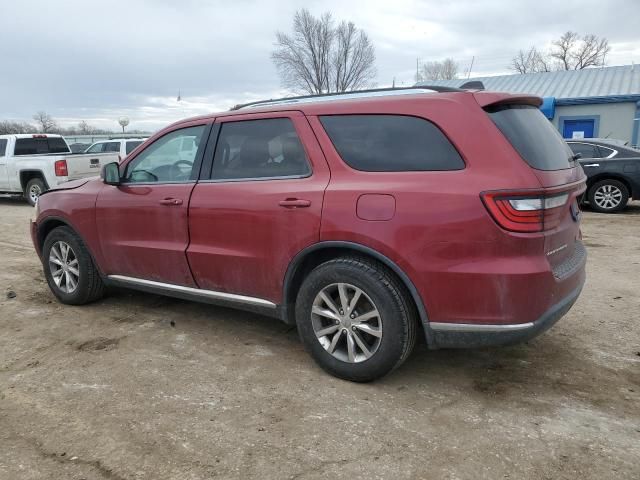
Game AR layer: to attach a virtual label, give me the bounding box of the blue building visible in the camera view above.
[417,65,640,147]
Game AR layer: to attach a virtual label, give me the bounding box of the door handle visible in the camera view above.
[278,198,311,208]
[583,163,600,167]
[159,197,183,206]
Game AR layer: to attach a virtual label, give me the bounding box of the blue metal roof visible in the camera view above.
[416,65,640,99]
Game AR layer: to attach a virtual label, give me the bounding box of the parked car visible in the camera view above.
[567,139,640,213]
[0,134,121,205]
[83,138,147,161]
[68,142,91,153]
[30,87,587,381]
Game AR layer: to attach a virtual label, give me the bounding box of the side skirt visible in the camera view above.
[105,275,283,320]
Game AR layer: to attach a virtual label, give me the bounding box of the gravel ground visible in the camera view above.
[0,197,638,480]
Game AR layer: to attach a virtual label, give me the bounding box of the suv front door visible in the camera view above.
[96,122,210,286]
[187,112,330,304]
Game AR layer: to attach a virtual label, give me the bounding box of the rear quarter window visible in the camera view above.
[319,114,464,172]
[487,105,572,171]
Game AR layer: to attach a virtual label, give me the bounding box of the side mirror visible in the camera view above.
[101,162,121,185]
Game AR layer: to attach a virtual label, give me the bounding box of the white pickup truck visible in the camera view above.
[0,134,119,205]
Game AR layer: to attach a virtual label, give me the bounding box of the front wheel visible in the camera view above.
[295,256,417,382]
[42,226,105,304]
[588,179,629,213]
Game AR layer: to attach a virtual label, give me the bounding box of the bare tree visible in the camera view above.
[511,32,610,73]
[0,120,38,135]
[272,9,376,94]
[331,21,376,92]
[32,111,58,133]
[511,47,550,74]
[77,120,95,135]
[417,58,459,81]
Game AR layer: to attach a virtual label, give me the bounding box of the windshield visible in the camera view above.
[487,105,573,171]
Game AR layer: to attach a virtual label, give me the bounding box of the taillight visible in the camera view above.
[481,190,570,233]
[54,159,68,177]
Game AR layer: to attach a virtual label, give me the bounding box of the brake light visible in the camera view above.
[481,190,570,233]
[54,159,68,177]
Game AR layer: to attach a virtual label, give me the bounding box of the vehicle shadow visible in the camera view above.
[102,287,602,401]
[582,199,640,215]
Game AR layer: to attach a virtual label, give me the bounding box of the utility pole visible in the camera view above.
[467,56,475,79]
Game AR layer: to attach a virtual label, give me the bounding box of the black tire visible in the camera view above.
[587,179,629,213]
[25,177,46,206]
[42,226,105,305]
[295,256,417,382]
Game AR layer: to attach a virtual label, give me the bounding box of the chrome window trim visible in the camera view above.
[567,141,618,159]
[201,172,312,183]
[107,275,276,308]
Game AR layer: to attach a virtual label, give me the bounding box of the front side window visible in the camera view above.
[86,142,106,154]
[211,118,311,180]
[319,114,464,172]
[124,125,205,183]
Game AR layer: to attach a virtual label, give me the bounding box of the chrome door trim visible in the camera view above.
[107,275,276,308]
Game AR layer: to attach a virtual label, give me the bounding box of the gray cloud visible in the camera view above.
[1,0,638,131]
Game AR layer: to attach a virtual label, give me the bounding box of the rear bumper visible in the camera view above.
[428,274,585,348]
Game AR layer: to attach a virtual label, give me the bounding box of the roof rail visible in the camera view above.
[231,85,464,110]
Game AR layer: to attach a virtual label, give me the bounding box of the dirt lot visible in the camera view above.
[0,197,638,480]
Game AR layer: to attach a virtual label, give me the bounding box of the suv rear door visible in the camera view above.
[95,122,211,285]
[187,111,330,304]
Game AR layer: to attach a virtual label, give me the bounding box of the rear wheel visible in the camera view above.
[25,178,46,206]
[42,226,105,304]
[588,179,629,213]
[295,256,417,382]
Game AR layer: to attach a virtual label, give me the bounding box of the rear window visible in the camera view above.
[487,105,573,170]
[0,139,7,156]
[14,137,69,155]
[126,141,143,154]
[319,114,464,172]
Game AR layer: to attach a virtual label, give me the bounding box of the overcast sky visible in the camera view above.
[1,0,638,132]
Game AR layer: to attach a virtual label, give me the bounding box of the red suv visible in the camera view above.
[31,87,587,382]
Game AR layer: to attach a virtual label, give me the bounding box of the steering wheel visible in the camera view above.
[173,159,193,168]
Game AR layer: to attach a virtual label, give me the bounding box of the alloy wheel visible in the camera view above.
[311,283,382,363]
[593,184,622,210]
[49,241,80,294]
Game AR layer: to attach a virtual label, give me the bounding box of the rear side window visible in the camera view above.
[126,141,143,154]
[0,139,7,156]
[104,142,120,152]
[487,105,573,170]
[14,137,69,155]
[568,142,601,159]
[319,114,464,172]
[212,118,311,180]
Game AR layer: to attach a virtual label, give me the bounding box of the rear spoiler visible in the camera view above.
[473,92,543,109]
